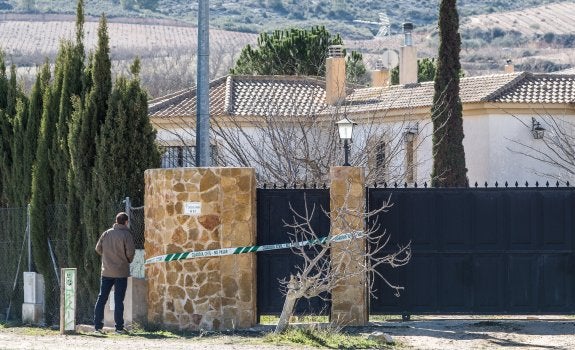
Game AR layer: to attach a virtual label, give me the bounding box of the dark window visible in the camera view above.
[161,146,195,168]
[160,145,218,168]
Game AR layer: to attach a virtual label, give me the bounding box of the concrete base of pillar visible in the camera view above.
[22,303,44,324]
[104,277,147,328]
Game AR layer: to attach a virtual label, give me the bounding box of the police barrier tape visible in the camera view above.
[145,231,363,264]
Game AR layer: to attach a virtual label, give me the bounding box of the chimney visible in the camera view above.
[504,59,514,73]
[399,22,417,85]
[371,59,390,87]
[326,45,346,105]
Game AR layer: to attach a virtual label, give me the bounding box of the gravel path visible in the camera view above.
[0,317,574,350]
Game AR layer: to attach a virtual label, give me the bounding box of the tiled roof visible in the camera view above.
[339,73,523,114]
[149,75,328,118]
[148,76,228,118]
[486,74,575,104]
[149,72,575,119]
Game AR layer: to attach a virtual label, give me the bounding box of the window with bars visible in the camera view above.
[160,145,218,168]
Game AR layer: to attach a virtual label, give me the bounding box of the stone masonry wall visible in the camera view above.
[330,166,368,325]
[144,168,256,331]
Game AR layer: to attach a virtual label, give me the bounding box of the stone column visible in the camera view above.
[329,166,367,325]
[144,168,256,331]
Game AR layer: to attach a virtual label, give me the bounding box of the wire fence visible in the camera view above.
[0,199,145,325]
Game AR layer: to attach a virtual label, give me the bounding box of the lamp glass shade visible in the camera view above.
[336,117,356,140]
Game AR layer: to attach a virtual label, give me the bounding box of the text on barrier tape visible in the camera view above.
[145,231,363,264]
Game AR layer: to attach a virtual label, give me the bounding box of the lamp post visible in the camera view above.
[336,117,357,166]
[531,117,545,139]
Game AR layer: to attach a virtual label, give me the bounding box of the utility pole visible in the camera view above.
[196,0,211,166]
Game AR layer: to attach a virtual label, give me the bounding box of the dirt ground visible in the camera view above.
[0,316,574,349]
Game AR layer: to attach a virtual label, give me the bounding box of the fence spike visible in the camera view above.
[424,182,428,188]
[384,182,388,188]
[484,181,488,188]
[313,183,317,189]
[303,183,307,189]
[293,183,297,189]
[495,181,499,188]
[556,181,560,188]
[273,183,277,189]
[374,182,378,188]
[474,182,478,188]
[505,181,508,188]
[567,181,570,187]
[515,181,519,188]
[545,181,549,187]
[283,183,287,189]
[525,181,529,187]
[535,181,539,187]
[404,182,408,188]
[394,182,398,188]
[414,182,418,188]
[263,183,267,189]
[323,183,327,189]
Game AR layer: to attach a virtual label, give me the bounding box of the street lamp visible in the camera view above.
[531,117,545,139]
[336,117,357,166]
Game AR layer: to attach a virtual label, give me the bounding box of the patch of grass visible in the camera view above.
[264,328,389,349]
[259,315,330,325]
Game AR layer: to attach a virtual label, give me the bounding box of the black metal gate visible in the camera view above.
[256,187,331,316]
[368,186,575,314]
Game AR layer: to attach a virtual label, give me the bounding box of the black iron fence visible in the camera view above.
[367,185,575,315]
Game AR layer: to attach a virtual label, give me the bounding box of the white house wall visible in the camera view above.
[152,107,575,185]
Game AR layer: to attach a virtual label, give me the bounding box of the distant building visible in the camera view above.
[149,40,575,185]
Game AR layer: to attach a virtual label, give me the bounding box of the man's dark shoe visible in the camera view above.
[115,329,128,335]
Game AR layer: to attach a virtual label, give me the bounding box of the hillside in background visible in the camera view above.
[0,0,567,39]
[0,1,573,98]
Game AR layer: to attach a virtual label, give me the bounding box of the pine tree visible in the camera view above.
[231,26,341,77]
[431,0,467,187]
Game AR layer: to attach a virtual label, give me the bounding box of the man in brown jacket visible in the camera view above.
[93,212,135,334]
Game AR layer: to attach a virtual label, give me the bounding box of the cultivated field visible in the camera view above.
[0,14,256,97]
[1,2,575,97]
[462,2,575,36]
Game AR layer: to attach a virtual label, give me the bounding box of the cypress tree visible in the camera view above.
[68,13,112,299]
[29,82,59,324]
[431,0,467,187]
[0,55,8,204]
[66,0,89,281]
[9,98,30,206]
[93,58,160,218]
[0,58,25,205]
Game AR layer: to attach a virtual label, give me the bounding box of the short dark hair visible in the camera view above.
[116,212,129,225]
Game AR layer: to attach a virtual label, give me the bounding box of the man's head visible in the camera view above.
[116,212,129,225]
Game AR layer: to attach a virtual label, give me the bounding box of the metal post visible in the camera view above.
[124,197,131,229]
[343,139,350,166]
[196,0,211,166]
[27,203,31,272]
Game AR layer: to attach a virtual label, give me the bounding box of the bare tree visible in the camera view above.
[273,192,411,333]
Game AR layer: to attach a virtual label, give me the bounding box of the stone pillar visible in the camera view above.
[144,168,256,331]
[329,166,367,325]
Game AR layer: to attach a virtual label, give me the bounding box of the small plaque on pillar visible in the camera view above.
[60,268,77,334]
[184,202,201,215]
